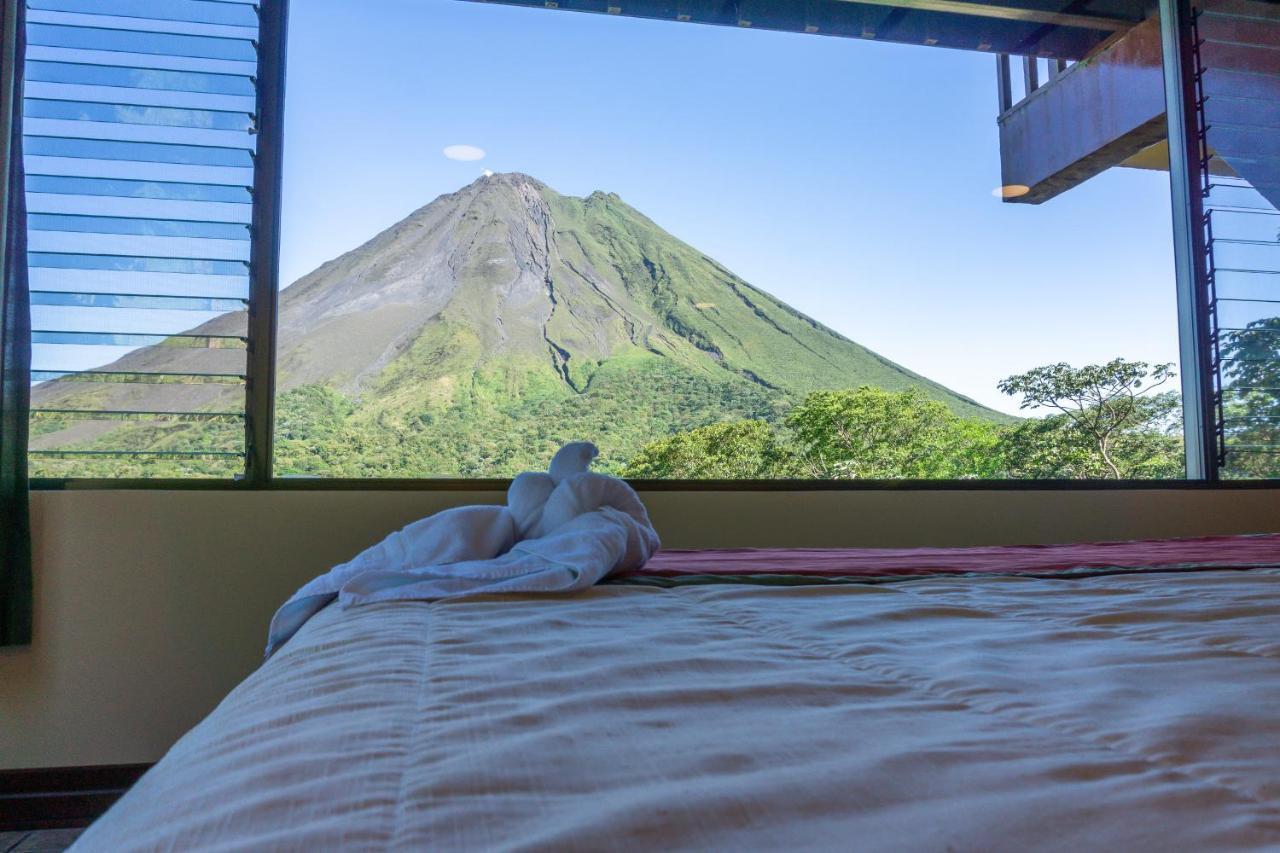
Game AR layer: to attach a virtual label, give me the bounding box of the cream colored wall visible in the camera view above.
[2,487,1278,770]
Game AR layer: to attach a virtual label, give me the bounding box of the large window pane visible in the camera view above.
[272,0,1186,480]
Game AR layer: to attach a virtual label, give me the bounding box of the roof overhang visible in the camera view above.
[459,0,1151,59]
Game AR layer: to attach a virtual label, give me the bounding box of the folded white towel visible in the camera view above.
[265,443,659,657]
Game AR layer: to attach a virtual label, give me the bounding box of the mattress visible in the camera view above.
[74,566,1280,851]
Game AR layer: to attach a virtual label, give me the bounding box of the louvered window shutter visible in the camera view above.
[24,0,284,481]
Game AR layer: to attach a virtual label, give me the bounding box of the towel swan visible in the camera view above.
[265,443,659,657]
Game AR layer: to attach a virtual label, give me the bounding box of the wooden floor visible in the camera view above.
[0,830,83,852]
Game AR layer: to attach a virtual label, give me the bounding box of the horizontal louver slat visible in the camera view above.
[30,252,248,275]
[32,303,247,335]
[31,369,244,384]
[29,373,243,409]
[33,292,246,311]
[29,450,245,456]
[25,97,254,131]
[29,268,249,299]
[28,0,260,28]
[33,343,247,373]
[30,213,250,239]
[32,331,246,346]
[30,233,251,262]
[25,59,255,95]
[27,173,252,201]
[28,23,257,62]
[26,135,254,166]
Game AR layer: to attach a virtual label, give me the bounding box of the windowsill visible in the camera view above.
[27,477,1280,492]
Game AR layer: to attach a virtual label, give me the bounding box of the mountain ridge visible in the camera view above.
[32,172,1006,476]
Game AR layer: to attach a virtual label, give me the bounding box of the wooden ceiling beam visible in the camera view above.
[828,0,1135,32]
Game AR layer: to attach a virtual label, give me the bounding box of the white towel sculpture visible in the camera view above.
[265,442,660,657]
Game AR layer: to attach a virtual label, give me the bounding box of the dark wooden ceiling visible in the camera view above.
[459,0,1153,59]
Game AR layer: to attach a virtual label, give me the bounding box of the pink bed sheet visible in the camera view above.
[628,533,1280,579]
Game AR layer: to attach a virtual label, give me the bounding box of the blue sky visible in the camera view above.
[280,0,1180,414]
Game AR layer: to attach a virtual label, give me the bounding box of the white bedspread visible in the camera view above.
[74,570,1280,852]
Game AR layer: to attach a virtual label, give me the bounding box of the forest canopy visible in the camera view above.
[624,360,1184,480]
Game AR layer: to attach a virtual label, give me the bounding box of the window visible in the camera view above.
[22,0,1280,484]
[271,0,1182,481]
[22,0,280,479]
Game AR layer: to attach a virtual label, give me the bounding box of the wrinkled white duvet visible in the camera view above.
[75,570,1280,852]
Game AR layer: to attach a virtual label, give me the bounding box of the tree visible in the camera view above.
[996,401,1182,479]
[1218,318,1280,478]
[784,387,999,479]
[997,359,1177,479]
[622,419,795,479]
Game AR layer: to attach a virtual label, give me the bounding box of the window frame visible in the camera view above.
[29,477,1280,492]
[24,0,1278,492]
[244,0,287,487]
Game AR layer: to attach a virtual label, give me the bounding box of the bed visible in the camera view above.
[72,537,1280,851]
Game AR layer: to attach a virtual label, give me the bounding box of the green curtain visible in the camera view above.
[1,0,31,647]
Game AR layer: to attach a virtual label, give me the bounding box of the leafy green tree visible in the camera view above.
[623,419,795,479]
[996,399,1182,479]
[997,359,1178,479]
[785,387,999,479]
[948,416,1009,479]
[997,414,1095,479]
[1218,318,1280,478]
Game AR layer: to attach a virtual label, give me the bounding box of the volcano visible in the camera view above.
[33,172,999,476]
